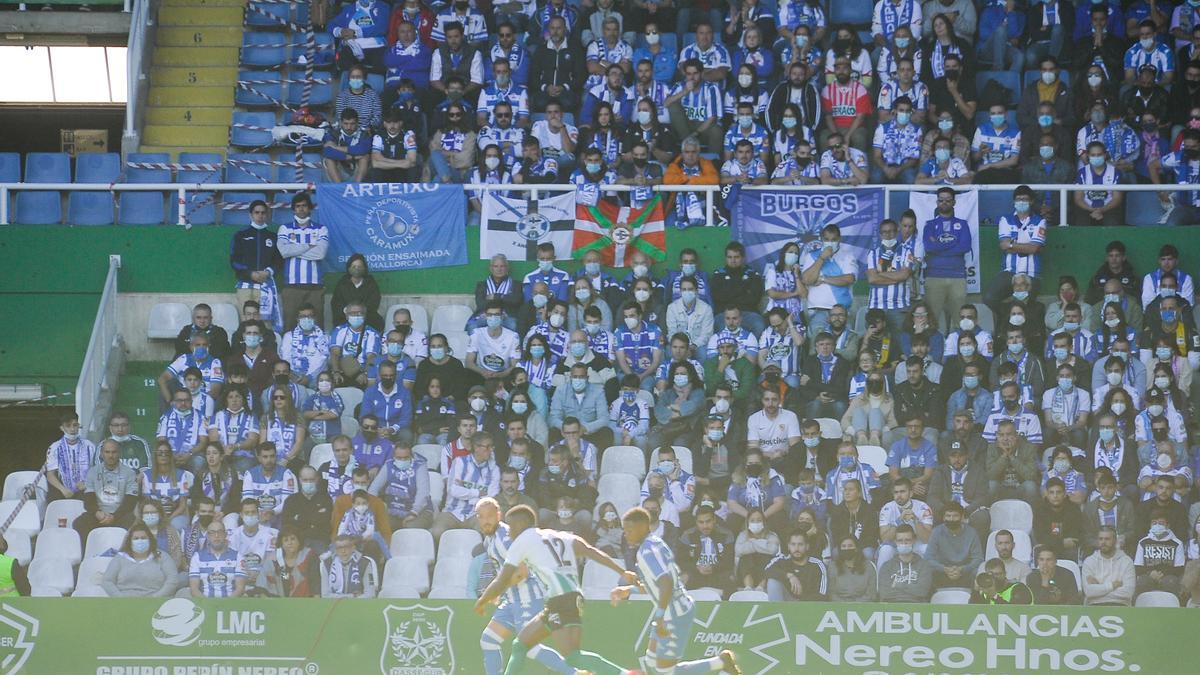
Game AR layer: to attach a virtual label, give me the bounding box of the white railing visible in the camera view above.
[0,181,1194,227]
[76,254,122,439]
[123,0,153,152]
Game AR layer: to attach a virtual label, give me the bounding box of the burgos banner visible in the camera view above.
[0,599,1189,674]
[316,183,468,272]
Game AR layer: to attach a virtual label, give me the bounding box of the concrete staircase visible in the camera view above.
[139,0,246,157]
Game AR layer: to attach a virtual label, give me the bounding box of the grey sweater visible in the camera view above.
[829,562,878,602]
[925,524,984,574]
[100,552,178,597]
[878,555,933,603]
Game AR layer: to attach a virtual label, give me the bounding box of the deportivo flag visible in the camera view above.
[572,195,667,267]
[480,191,576,260]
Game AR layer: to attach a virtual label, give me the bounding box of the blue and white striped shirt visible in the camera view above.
[276,222,329,286]
[444,457,500,520]
[635,534,694,619]
[189,547,245,597]
[866,243,913,310]
[156,409,208,457]
[997,213,1046,277]
[1123,42,1175,83]
[489,521,545,607]
[669,81,723,122]
[210,409,259,449]
[330,324,383,366]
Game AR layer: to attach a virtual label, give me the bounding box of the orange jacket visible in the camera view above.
[663,157,719,186]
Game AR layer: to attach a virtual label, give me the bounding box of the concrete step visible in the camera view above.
[152,47,236,67]
[145,106,232,126]
[157,5,245,27]
[147,85,233,107]
[157,26,245,49]
[143,124,230,148]
[138,145,228,158]
[150,65,238,88]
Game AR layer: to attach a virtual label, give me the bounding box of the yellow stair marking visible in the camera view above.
[143,124,230,148]
[157,26,245,49]
[139,145,228,159]
[152,47,235,67]
[158,6,244,26]
[146,106,232,126]
[148,85,234,107]
[150,66,238,88]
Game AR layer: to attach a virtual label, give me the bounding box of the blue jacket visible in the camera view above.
[361,383,413,433]
[229,227,282,284]
[329,2,390,44]
[922,215,972,279]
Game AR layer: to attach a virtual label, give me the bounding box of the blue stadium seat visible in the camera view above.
[235,70,283,107]
[119,153,170,225]
[271,191,299,224]
[337,71,386,93]
[285,71,334,106]
[830,0,873,25]
[976,71,1021,107]
[68,153,120,225]
[288,33,334,68]
[1124,191,1166,226]
[241,32,288,68]
[682,32,696,50]
[245,0,290,29]
[220,191,269,226]
[1023,69,1071,90]
[889,190,910,217]
[0,153,19,182]
[231,111,277,147]
[226,153,275,184]
[15,152,69,225]
[978,190,1013,226]
[178,152,223,226]
[301,152,324,183]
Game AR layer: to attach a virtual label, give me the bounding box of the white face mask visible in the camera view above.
[318,380,333,394]
[714,398,730,414]
[636,110,653,125]
[738,74,753,88]
[748,521,765,534]
[1157,453,1173,470]
[1148,404,1164,417]
[1110,402,1127,416]
[470,397,487,412]
[485,156,501,170]
[625,316,640,330]
[633,289,650,303]
[1154,376,1170,390]
[959,318,975,331]
[549,313,565,328]
[1106,372,1123,386]
[645,32,660,45]
[1053,458,1070,473]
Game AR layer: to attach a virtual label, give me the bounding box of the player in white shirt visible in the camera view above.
[611,507,741,674]
[475,504,639,675]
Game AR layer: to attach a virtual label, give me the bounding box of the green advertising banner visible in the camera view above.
[0,599,1191,674]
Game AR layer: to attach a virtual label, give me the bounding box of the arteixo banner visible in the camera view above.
[0,599,1189,674]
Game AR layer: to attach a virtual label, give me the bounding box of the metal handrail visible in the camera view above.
[76,255,122,439]
[123,0,153,152]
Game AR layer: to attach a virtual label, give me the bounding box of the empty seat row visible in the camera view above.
[241,31,334,69]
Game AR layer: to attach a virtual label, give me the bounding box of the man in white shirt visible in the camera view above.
[800,224,859,335]
[746,388,802,475]
[878,477,933,564]
[228,498,278,593]
[466,300,522,382]
[1082,526,1136,606]
[389,307,429,362]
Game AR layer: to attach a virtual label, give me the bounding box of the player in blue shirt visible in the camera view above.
[611,507,740,674]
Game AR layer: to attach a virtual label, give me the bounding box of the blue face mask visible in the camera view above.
[895,37,910,49]
[348,78,364,90]
[1008,342,1024,354]
[938,119,953,132]
[193,346,209,360]
[1013,290,1029,301]
[1161,310,1178,323]
[511,401,528,415]
[131,538,151,554]
[298,317,315,331]
[839,455,856,469]
[963,375,979,389]
[394,459,412,471]
[1063,321,1080,332]
[429,347,446,360]
[1058,377,1074,391]
[486,315,503,329]
[1053,347,1069,361]
[1156,346,1173,360]
[530,345,546,359]
[935,148,951,163]
[348,315,365,328]
[896,112,911,126]
[1038,114,1053,127]
[585,262,600,275]
[244,335,261,348]
[510,455,527,470]
[803,436,820,448]
[547,464,562,475]
[990,114,1006,128]
[1088,155,1106,168]
[387,342,403,357]
[1040,145,1055,160]
[1098,428,1115,442]
[586,162,602,174]
[570,342,587,358]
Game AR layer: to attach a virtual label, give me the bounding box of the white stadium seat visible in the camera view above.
[32,528,81,566]
[429,557,473,595]
[73,556,112,596]
[690,587,723,601]
[815,417,843,439]
[390,529,435,566]
[596,474,641,515]
[340,416,359,438]
[413,444,442,471]
[43,499,85,529]
[437,530,482,561]
[728,589,768,602]
[3,471,46,503]
[428,475,444,511]
[4,531,32,566]
[308,443,334,471]
[669,446,693,474]
[990,500,1034,534]
[147,302,190,339]
[379,585,422,599]
[931,589,971,604]
[985,530,1033,565]
[431,304,473,335]
[28,557,74,595]
[1057,560,1082,592]
[335,386,364,420]
[385,303,430,334]
[383,556,431,595]
[444,332,469,361]
[856,445,887,475]
[601,446,647,479]
[0,500,41,539]
[1135,591,1180,607]
[973,303,995,334]
[210,303,241,335]
[29,585,63,597]
[84,527,127,558]
[427,585,470,599]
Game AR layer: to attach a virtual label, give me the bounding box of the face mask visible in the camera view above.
[548,464,562,475]
[633,289,651,303]
[1154,376,1171,390]
[707,429,725,442]
[679,262,698,277]
[645,32,660,45]
[822,241,840,253]
[938,119,953,133]
[959,318,975,331]
[960,345,976,357]
[896,543,914,555]
[1039,145,1055,160]
[243,515,259,528]
[509,455,528,470]
[625,316,641,330]
[990,114,1006,128]
[1012,291,1030,303]
[1050,458,1070,474]
[839,455,856,470]
[1110,402,1127,416]
[572,377,588,392]
[380,377,397,390]
[1148,404,1165,418]
[657,460,675,475]
[298,479,318,496]
[584,323,601,336]
[1057,377,1073,392]
[348,78,364,90]
[781,116,798,129]
[1104,293,1122,305]
[736,73,754,88]
[1150,523,1168,538]
[1013,199,1031,214]
[193,346,209,360]
[634,110,653,126]
[1007,342,1024,355]
[1091,111,1106,126]
[470,397,487,412]
[1161,310,1178,324]
[1041,71,1057,86]
[1160,286,1177,298]
[389,456,414,472]
[1098,428,1115,444]
[673,374,690,388]
[313,380,331,396]
[549,313,565,328]
[962,375,979,390]
[1111,350,1127,361]
[794,34,809,48]
[298,317,316,332]
[1008,315,1027,330]
[1063,321,1080,332]
[143,513,160,527]
[632,263,649,279]
[1088,74,1102,88]
[530,345,546,359]
[386,342,404,358]
[1140,37,1156,50]
[429,347,446,360]
[242,333,263,349]
[680,290,697,305]
[354,504,369,515]
[784,251,799,266]
[131,539,151,554]
[586,162,602,174]
[485,156,501,170]
[603,511,618,523]
[112,434,131,442]
[803,436,820,448]
[1106,372,1123,386]
[570,342,587,358]
[714,398,730,414]
[1088,155,1106,168]
[531,294,550,311]
[934,148,950,163]
[348,315,365,329]
[63,431,80,442]
[747,521,765,534]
